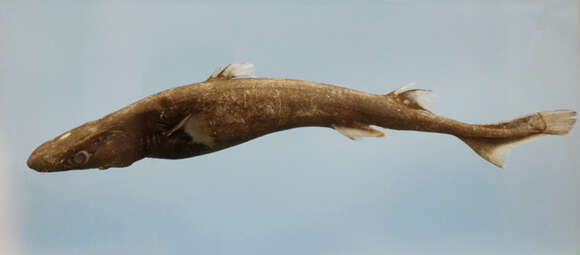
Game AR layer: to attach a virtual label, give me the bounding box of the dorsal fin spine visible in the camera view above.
[208,62,256,80]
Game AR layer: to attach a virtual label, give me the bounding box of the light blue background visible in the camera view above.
[1,1,578,254]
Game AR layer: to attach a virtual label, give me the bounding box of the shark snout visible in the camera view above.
[27,151,48,172]
[27,144,65,172]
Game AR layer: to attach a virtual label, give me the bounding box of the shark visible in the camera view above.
[27,62,576,172]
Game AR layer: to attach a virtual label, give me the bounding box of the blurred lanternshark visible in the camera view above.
[27,62,577,172]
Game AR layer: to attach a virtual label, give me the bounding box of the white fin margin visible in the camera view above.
[210,62,256,80]
[393,82,416,95]
[403,90,436,112]
[391,82,435,113]
[539,110,577,135]
[488,134,546,168]
[461,134,544,168]
[181,114,215,148]
[332,124,386,140]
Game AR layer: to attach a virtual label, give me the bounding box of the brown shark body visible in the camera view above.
[27,63,576,172]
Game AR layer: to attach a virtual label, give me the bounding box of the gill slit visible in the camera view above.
[140,132,162,157]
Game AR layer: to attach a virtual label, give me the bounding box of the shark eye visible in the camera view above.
[68,150,90,166]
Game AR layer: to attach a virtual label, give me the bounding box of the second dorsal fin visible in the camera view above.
[208,62,256,80]
[389,82,435,113]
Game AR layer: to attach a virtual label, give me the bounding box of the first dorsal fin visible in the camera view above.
[208,62,256,80]
[332,124,386,140]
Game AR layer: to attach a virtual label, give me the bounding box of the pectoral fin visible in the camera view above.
[332,124,386,140]
[164,114,192,137]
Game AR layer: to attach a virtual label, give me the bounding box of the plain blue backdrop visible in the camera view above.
[1,1,579,254]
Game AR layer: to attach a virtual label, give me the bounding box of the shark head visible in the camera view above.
[27,119,142,172]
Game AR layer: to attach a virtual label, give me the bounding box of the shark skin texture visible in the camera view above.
[27,63,577,172]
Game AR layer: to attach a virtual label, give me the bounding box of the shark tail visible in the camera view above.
[389,83,576,167]
[459,110,576,167]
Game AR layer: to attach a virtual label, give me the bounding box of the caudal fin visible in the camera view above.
[540,110,577,135]
[460,110,577,168]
